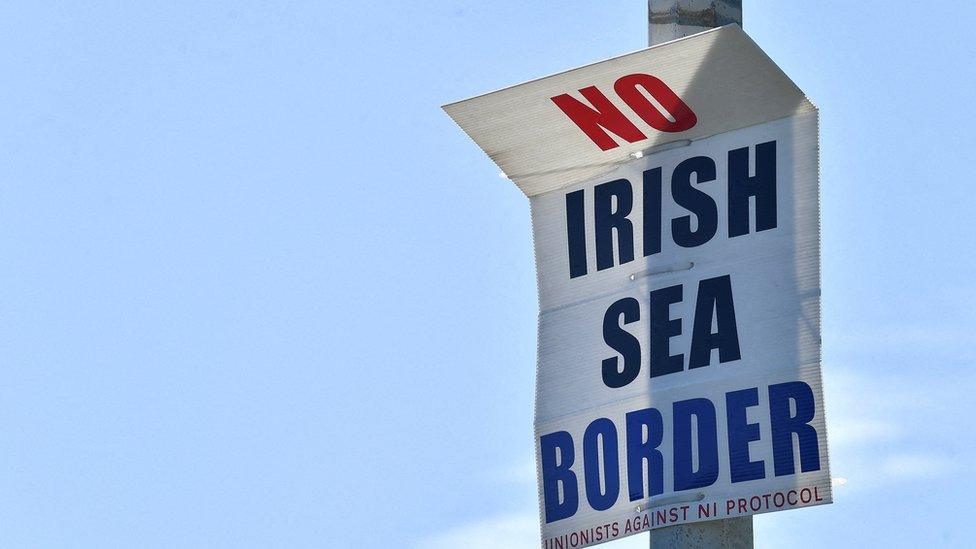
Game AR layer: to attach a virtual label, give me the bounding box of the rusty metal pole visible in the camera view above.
[645,5,753,548]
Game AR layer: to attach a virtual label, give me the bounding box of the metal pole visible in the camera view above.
[646,1,752,547]
[648,0,742,44]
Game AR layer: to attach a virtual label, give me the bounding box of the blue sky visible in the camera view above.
[1,1,973,547]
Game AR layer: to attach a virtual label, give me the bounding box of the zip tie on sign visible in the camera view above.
[634,492,706,514]
[629,261,695,281]
[502,139,694,181]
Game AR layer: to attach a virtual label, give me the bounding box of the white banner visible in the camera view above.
[445,25,830,548]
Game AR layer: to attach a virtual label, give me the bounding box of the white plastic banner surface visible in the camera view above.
[445,25,830,548]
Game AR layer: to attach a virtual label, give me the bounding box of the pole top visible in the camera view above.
[648,0,742,46]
